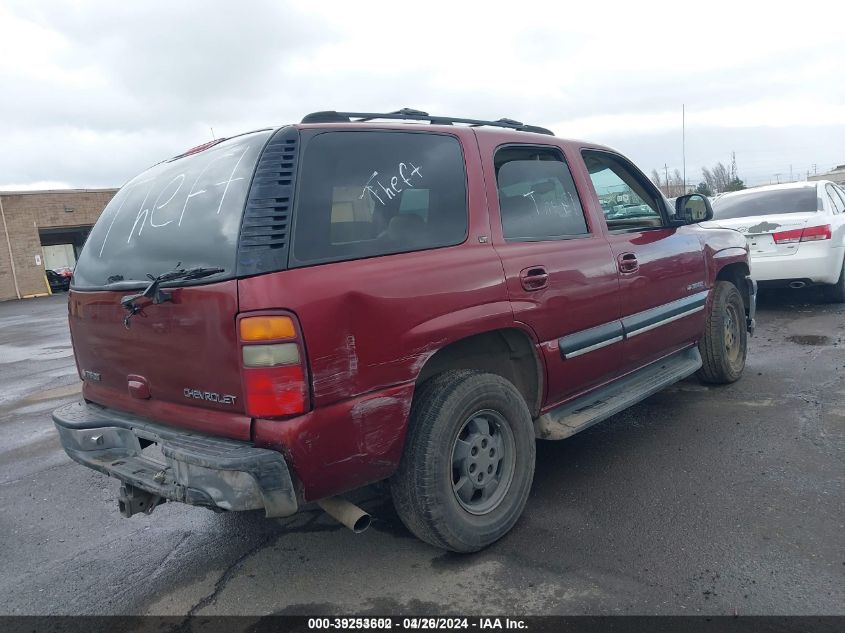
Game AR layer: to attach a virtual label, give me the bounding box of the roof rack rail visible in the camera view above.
[301,108,554,136]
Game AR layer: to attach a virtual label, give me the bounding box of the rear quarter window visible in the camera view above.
[290,131,467,266]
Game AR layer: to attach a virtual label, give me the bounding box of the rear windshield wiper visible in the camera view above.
[120,266,224,326]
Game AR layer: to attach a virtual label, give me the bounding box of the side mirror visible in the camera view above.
[674,193,713,224]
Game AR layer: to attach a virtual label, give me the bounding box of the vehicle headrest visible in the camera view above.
[385,213,426,241]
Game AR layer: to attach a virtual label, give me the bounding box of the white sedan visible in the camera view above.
[706,181,845,302]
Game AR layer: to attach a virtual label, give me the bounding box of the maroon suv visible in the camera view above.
[54,109,756,552]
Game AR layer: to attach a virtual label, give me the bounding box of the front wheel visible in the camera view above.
[697,281,748,384]
[390,370,536,553]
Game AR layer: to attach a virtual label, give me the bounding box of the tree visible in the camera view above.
[725,177,745,192]
[695,182,713,196]
[702,167,714,192]
[712,162,731,192]
[702,160,734,194]
[672,169,684,197]
[651,169,663,190]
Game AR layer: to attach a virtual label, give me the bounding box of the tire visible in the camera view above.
[823,258,845,303]
[390,370,536,553]
[697,281,748,384]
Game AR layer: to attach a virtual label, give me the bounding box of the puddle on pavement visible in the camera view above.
[786,335,831,346]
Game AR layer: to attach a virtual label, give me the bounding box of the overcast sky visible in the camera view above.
[2,0,843,191]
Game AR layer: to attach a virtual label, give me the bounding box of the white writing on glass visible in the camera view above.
[150,174,185,228]
[96,144,251,256]
[360,161,423,206]
[127,185,155,242]
[177,145,249,227]
[214,149,249,215]
[97,177,153,257]
[522,188,579,217]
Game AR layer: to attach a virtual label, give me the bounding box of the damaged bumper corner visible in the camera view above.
[52,401,298,518]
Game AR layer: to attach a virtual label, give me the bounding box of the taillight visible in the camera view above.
[239,314,308,418]
[800,225,831,242]
[240,316,296,341]
[772,225,831,244]
[243,343,300,367]
[242,366,307,417]
[772,228,802,244]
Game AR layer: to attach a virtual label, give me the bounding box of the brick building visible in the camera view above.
[0,189,117,301]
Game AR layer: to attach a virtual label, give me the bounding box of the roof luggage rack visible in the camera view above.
[301,108,554,136]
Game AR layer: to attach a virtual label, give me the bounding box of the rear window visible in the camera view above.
[73,131,271,289]
[712,188,820,220]
[290,131,467,266]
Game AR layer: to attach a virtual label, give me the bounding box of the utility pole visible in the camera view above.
[664,163,669,196]
[774,173,781,184]
[790,164,793,182]
[682,104,686,194]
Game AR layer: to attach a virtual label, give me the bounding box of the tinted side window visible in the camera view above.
[581,150,665,231]
[291,131,467,266]
[494,146,588,241]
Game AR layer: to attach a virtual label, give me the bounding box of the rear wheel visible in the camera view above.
[390,370,535,553]
[697,281,747,384]
[823,259,845,303]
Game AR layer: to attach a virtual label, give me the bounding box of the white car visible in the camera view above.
[707,181,845,302]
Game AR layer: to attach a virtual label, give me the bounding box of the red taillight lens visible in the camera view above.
[772,225,831,244]
[772,228,803,244]
[800,224,831,242]
[238,311,309,419]
[243,365,307,417]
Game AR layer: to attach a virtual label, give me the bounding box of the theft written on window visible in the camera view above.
[495,146,589,240]
[291,131,467,267]
[582,150,665,231]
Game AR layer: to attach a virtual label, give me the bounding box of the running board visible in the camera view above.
[534,347,702,440]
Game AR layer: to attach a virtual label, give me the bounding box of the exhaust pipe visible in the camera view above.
[789,281,806,289]
[317,497,371,533]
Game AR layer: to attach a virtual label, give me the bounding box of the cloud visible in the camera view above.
[1,0,844,189]
[596,125,845,188]
[1,1,333,131]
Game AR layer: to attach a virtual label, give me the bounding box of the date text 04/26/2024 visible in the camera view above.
[307,618,527,630]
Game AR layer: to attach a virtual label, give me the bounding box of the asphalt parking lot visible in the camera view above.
[0,290,842,617]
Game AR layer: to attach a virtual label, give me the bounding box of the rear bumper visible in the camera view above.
[53,400,298,518]
[750,244,843,284]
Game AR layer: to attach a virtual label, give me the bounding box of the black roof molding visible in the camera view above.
[301,108,554,136]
